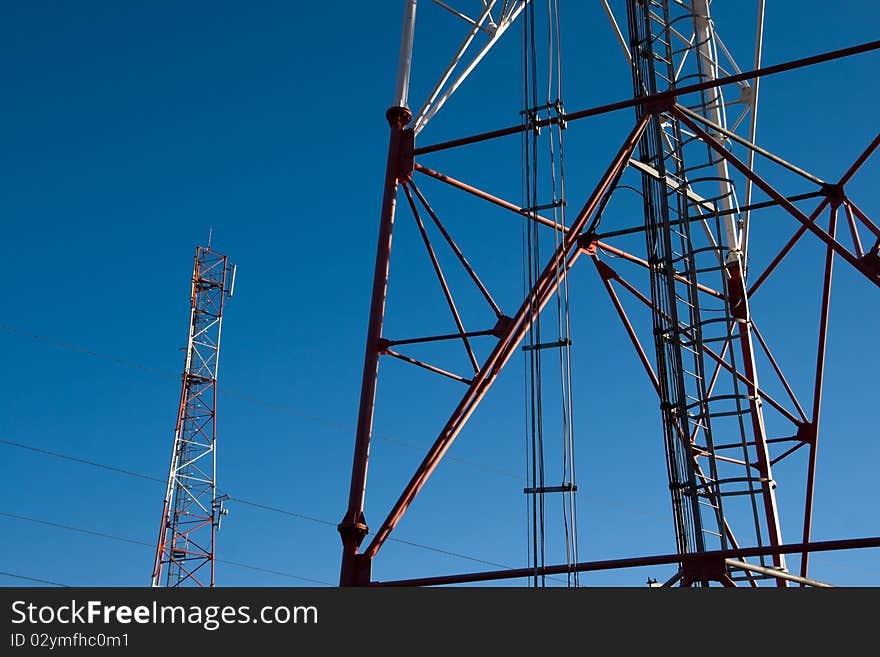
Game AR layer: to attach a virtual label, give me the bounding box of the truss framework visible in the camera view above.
[151,246,235,587]
[338,1,880,587]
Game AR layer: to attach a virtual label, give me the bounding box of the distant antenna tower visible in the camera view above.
[152,244,236,587]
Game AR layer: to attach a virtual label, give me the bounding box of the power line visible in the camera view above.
[381,537,511,569]
[0,511,149,547]
[0,433,670,563]
[6,437,872,586]
[0,324,679,526]
[0,326,683,573]
[217,560,330,586]
[224,388,520,480]
[0,571,70,587]
[0,439,164,483]
[0,323,175,381]
[0,511,333,586]
[0,509,516,585]
[232,498,513,569]
[229,498,337,528]
[0,322,520,480]
[6,437,871,584]
[0,323,689,523]
[0,438,515,571]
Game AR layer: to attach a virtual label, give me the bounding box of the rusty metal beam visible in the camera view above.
[373,536,880,586]
[414,40,880,155]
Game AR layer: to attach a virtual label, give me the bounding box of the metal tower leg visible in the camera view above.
[338,0,418,587]
[338,105,414,586]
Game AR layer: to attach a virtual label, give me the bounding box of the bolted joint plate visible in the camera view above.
[681,556,729,587]
[860,248,880,280]
[396,128,415,181]
[385,105,415,182]
[577,232,599,255]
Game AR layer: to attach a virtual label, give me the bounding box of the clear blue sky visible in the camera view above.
[1,1,877,587]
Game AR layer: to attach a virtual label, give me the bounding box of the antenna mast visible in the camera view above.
[151,245,236,587]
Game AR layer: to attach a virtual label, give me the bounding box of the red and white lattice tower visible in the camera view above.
[152,245,236,587]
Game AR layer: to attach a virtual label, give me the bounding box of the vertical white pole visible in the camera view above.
[692,0,740,260]
[393,0,418,109]
[742,0,766,266]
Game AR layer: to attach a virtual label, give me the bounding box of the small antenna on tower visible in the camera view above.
[207,226,214,249]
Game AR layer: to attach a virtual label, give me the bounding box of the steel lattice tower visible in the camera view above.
[152,245,236,587]
[339,1,880,587]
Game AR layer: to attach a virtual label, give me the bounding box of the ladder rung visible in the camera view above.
[521,200,565,213]
[522,338,572,352]
[523,484,578,494]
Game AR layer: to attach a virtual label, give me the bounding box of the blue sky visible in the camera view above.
[1,1,878,587]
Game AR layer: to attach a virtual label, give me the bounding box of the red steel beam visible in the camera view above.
[594,241,724,299]
[593,255,757,583]
[838,132,880,187]
[383,329,498,347]
[384,348,472,385]
[770,441,808,468]
[362,116,650,561]
[592,257,660,394]
[339,106,413,586]
[372,536,880,586]
[597,191,824,241]
[415,163,725,303]
[844,198,880,241]
[606,263,796,577]
[747,222,811,297]
[726,260,787,581]
[843,202,865,258]
[673,103,825,186]
[751,322,809,422]
[414,40,880,156]
[672,106,878,288]
[801,207,838,582]
[609,269,801,426]
[593,255,781,587]
[402,183,480,373]
[414,163,566,231]
[748,132,879,296]
[408,180,504,318]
